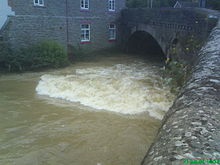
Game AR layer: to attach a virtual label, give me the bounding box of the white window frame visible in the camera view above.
[81,0,89,10]
[109,0,115,11]
[33,0,44,6]
[109,24,116,40]
[81,24,90,42]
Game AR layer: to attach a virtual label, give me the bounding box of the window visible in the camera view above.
[81,0,89,10]
[81,24,90,42]
[34,0,44,6]
[109,0,115,11]
[109,24,116,40]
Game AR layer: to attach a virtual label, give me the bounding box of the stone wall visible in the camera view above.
[1,0,126,52]
[121,8,217,33]
[142,18,220,165]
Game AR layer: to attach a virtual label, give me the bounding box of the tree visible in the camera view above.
[126,0,220,10]
[206,0,220,10]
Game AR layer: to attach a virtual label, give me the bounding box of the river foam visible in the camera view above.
[36,62,174,120]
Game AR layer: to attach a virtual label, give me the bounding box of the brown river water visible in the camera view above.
[0,53,174,165]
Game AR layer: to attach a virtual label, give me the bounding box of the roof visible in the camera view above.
[174,1,199,8]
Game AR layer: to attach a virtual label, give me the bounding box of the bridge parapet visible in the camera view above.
[121,8,218,33]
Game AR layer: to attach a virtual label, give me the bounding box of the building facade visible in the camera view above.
[173,0,206,8]
[0,0,126,52]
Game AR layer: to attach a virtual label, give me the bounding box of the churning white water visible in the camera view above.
[36,60,173,120]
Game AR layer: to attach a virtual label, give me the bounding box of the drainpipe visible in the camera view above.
[150,0,153,8]
[65,0,69,50]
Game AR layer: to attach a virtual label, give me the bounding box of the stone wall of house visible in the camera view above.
[2,0,126,52]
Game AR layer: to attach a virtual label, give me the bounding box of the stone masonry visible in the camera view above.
[142,17,220,165]
[1,0,126,51]
[120,8,219,63]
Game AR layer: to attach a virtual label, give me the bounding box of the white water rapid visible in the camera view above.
[36,61,174,120]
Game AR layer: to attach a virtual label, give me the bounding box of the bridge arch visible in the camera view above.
[121,8,218,63]
[126,29,166,60]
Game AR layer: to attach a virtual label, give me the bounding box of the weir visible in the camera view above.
[142,18,220,164]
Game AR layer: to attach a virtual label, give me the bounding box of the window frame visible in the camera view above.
[108,0,115,11]
[81,24,90,42]
[109,23,116,40]
[80,0,89,10]
[33,0,44,6]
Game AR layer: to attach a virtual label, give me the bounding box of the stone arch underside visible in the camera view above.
[126,24,170,60]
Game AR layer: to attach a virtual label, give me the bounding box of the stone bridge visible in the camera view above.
[120,8,220,165]
[120,8,219,61]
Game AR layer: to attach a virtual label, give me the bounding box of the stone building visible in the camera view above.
[0,0,126,52]
[174,0,206,8]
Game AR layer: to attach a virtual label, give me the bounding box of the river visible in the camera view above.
[0,53,174,165]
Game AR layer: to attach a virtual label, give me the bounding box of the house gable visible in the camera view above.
[174,1,182,8]
[174,1,199,8]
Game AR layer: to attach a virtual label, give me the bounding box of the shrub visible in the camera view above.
[21,40,69,70]
[1,40,69,72]
[182,35,202,59]
[0,41,13,70]
[162,59,188,94]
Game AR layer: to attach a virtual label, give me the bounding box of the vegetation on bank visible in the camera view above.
[126,0,220,10]
[68,44,86,61]
[0,40,69,72]
[162,60,188,94]
[161,35,202,94]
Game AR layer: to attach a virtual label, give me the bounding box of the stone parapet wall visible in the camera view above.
[121,8,218,34]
